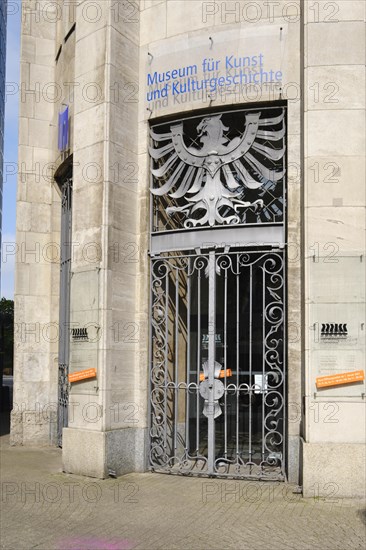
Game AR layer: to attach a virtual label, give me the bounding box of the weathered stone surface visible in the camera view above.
[302,440,366,498]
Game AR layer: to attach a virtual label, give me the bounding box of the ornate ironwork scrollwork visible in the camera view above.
[150,250,286,480]
[150,108,286,232]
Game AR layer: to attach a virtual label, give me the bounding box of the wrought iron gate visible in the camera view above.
[57,178,72,446]
[149,106,287,479]
[150,248,285,479]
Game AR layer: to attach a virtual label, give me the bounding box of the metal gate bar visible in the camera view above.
[185,259,191,454]
[249,263,253,464]
[207,250,215,474]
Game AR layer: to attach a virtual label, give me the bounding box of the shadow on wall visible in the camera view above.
[0,298,14,435]
[357,509,366,526]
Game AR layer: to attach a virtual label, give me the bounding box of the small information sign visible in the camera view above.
[68,368,97,384]
[316,370,364,389]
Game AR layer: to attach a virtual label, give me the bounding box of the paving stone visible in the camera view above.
[0,436,365,550]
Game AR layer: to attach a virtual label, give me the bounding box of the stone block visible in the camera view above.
[167,1,213,36]
[35,37,55,67]
[75,0,108,42]
[16,202,32,232]
[30,203,52,233]
[140,2,167,45]
[107,184,138,234]
[13,409,53,446]
[304,1,365,24]
[29,5,57,40]
[14,264,30,296]
[73,183,103,231]
[29,62,54,89]
[22,35,36,63]
[71,227,102,270]
[110,271,137,312]
[105,350,139,398]
[62,426,147,478]
[305,156,366,207]
[28,119,54,149]
[305,400,366,443]
[306,206,365,253]
[306,65,365,111]
[287,434,300,484]
[306,110,365,157]
[302,439,366,498]
[306,22,365,66]
[109,1,140,46]
[110,28,139,83]
[105,427,148,475]
[73,141,104,190]
[107,141,139,193]
[10,411,24,446]
[18,117,30,147]
[73,104,106,148]
[74,65,106,114]
[75,26,107,78]
[210,1,303,27]
[62,428,106,478]
[107,227,140,277]
[66,392,103,432]
[141,1,166,11]
[25,175,53,205]
[109,99,139,155]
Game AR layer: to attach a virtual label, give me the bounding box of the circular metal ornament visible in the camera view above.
[199,378,225,400]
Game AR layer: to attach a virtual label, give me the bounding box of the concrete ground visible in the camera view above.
[0,435,365,550]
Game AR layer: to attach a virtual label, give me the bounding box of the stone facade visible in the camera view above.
[12,1,365,497]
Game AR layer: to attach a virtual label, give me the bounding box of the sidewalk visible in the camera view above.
[0,435,365,550]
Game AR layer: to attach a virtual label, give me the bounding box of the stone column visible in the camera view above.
[62,0,143,478]
[11,0,59,446]
[302,0,366,498]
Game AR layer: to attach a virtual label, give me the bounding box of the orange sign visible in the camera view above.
[200,369,232,382]
[68,368,97,383]
[316,370,364,389]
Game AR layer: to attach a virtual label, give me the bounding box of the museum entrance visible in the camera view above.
[150,247,285,479]
[148,105,287,479]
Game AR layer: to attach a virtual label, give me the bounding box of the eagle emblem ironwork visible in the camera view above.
[150,109,286,230]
